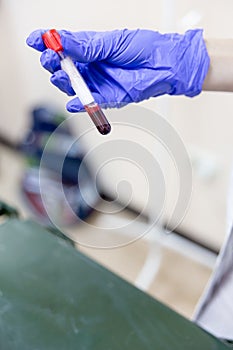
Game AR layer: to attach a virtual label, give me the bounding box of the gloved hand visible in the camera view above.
[27,28,210,112]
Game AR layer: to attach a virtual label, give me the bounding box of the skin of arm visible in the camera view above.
[203,39,233,92]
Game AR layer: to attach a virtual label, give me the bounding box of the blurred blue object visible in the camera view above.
[20,106,70,159]
[20,106,98,226]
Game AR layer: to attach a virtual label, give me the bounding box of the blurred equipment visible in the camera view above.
[20,106,99,226]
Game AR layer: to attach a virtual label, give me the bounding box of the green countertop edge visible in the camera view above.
[0,218,230,350]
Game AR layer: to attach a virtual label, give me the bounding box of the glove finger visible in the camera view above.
[27,28,124,62]
[40,49,61,73]
[74,61,88,76]
[66,97,84,113]
[50,70,75,96]
[27,28,124,63]
[66,93,108,113]
[27,29,96,53]
[26,29,47,51]
[60,30,125,63]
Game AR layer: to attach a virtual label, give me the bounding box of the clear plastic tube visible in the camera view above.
[42,29,111,135]
[59,53,111,135]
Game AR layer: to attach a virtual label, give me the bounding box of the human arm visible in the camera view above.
[203,38,233,92]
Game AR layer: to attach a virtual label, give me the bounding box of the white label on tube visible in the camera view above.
[61,57,94,106]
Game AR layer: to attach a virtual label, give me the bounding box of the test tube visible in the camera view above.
[42,29,111,135]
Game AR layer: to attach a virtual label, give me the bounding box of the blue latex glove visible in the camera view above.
[26,29,210,112]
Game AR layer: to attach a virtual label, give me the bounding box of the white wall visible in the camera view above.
[2,0,233,139]
[0,0,165,139]
[2,0,233,138]
[1,0,233,249]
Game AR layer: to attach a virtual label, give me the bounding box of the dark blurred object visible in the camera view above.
[0,201,19,218]
[20,106,98,226]
[0,132,18,150]
[20,106,70,162]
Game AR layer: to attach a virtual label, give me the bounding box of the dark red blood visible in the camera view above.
[85,104,111,135]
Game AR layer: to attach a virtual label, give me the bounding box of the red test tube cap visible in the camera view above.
[42,29,63,52]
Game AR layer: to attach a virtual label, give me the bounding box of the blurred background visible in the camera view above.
[1,0,233,318]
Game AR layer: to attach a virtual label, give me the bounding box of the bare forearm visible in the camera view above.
[203,39,233,92]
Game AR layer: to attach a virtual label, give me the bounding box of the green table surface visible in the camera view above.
[0,219,229,350]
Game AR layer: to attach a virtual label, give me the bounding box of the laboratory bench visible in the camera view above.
[0,215,230,350]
